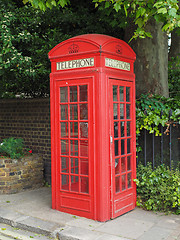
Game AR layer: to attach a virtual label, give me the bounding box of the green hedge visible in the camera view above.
[135,163,180,214]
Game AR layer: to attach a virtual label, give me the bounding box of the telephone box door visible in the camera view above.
[54,77,94,219]
[110,79,136,219]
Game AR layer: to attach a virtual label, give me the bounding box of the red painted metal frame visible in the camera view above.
[109,78,136,218]
[49,34,136,222]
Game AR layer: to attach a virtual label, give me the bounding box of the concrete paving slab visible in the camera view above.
[159,214,180,225]
[57,226,104,240]
[138,226,172,240]
[167,233,180,240]
[28,208,74,225]
[15,215,62,236]
[95,234,130,240]
[156,218,180,230]
[0,188,73,225]
[95,217,154,239]
[122,208,165,223]
[0,188,51,209]
[0,223,52,240]
[166,226,180,240]
[67,218,104,231]
[0,207,23,222]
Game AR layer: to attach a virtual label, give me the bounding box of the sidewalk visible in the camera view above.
[0,187,179,240]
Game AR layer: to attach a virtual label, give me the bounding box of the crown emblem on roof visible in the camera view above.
[68,43,79,54]
[116,45,122,54]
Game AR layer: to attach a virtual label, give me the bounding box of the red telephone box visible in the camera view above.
[49,34,136,222]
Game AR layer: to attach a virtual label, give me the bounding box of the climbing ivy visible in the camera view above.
[136,94,180,152]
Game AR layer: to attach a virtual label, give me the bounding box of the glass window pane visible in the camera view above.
[61,105,68,120]
[60,87,68,103]
[127,139,131,154]
[70,86,77,102]
[61,157,69,173]
[128,173,132,188]
[80,158,89,175]
[80,122,88,138]
[113,103,118,120]
[80,104,88,120]
[71,175,79,192]
[80,140,88,157]
[122,175,126,190]
[127,121,130,136]
[70,140,78,156]
[71,158,79,174]
[121,157,126,173]
[61,175,69,190]
[120,86,124,102]
[126,87,130,102]
[81,177,89,193]
[115,176,120,193]
[120,104,125,119]
[115,158,120,175]
[126,104,130,119]
[114,140,119,156]
[80,85,87,102]
[70,122,78,138]
[120,121,125,137]
[113,86,118,101]
[61,122,68,138]
[70,104,78,120]
[61,140,69,155]
[114,122,119,138]
[127,156,131,171]
[121,139,125,155]
[71,175,75,183]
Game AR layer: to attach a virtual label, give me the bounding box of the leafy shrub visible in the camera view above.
[135,163,180,214]
[0,137,26,159]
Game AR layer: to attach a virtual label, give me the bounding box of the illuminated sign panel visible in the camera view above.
[57,58,94,70]
[105,58,130,71]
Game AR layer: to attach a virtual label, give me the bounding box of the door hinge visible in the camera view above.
[110,136,113,143]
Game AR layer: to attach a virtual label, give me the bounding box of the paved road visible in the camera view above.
[0,223,54,240]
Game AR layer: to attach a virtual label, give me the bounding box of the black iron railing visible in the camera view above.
[137,110,180,170]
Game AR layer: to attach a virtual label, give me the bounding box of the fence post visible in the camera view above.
[160,110,164,165]
[152,124,155,169]
[144,109,147,166]
[169,109,172,170]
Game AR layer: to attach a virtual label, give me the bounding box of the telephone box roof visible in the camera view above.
[48,34,136,60]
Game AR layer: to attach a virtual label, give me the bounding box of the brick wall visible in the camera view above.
[0,98,51,184]
[0,154,44,194]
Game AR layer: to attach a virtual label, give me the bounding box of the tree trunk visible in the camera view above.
[125,20,169,98]
[169,0,180,60]
[169,30,180,60]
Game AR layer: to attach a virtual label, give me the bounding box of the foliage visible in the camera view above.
[0,138,26,159]
[94,0,180,40]
[168,56,180,99]
[0,1,50,98]
[135,163,180,214]
[0,0,123,98]
[136,94,180,144]
[23,0,180,40]
[23,0,70,10]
